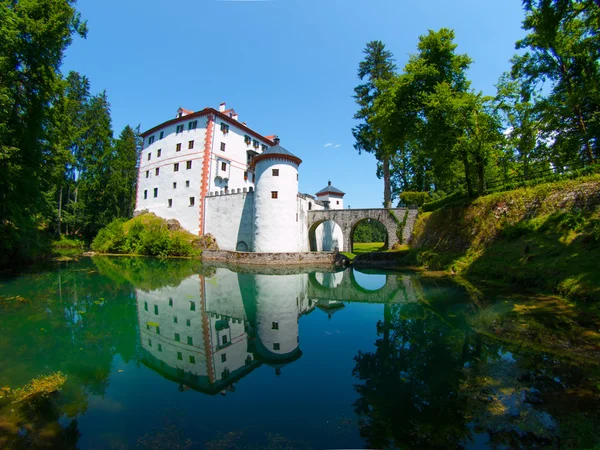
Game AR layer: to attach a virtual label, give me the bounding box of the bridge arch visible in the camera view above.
[349,217,389,253]
[308,219,344,252]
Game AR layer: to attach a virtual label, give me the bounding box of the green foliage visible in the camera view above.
[91,214,198,258]
[422,190,468,212]
[398,191,430,207]
[353,219,387,243]
[1,372,67,407]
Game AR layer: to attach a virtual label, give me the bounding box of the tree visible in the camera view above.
[513,0,600,165]
[353,41,397,207]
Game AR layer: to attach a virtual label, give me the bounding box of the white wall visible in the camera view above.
[204,191,254,251]
[254,158,299,252]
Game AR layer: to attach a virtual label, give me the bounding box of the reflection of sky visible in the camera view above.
[352,270,386,291]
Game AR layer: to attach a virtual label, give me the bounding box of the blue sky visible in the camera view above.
[63,0,526,208]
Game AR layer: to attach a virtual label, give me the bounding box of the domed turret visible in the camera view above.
[251,137,302,252]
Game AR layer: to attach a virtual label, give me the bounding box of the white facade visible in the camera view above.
[135,103,347,252]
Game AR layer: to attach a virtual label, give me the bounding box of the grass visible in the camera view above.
[341,242,385,260]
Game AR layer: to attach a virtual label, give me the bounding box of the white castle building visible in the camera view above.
[136,103,345,251]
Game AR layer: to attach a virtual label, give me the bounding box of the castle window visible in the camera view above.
[187,336,193,346]
[186,180,190,187]
[188,140,194,149]
[154,305,159,315]
[186,161,192,170]
[189,197,195,206]
[308,202,312,210]
[188,120,197,130]
[169,298,173,306]
[156,326,160,335]
[155,167,160,176]
[189,301,196,311]
[148,136,155,145]
[174,163,179,172]
[222,335,228,345]
[221,353,227,363]
[158,343,162,352]
[273,343,280,351]
[177,351,182,360]
[148,338,152,347]
[144,190,147,199]
[296,213,298,222]
[173,316,178,324]
[297,174,299,181]
[244,171,248,181]
[144,301,148,311]
[146,170,149,178]
[220,142,226,151]
[221,162,227,171]
[261,144,268,152]
[159,131,164,140]
[272,169,279,176]
[176,124,184,134]
[173,182,177,189]
[176,143,181,152]
[244,135,251,145]
[252,173,256,182]
[220,123,229,133]
[147,153,151,161]
[168,199,172,208]
[252,139,259,148]
[189,355,196,364]
[175,333,180,342]
[272,322,279,330]
[337,200,340,205]
[271,191,278,199]
[157,149,161,157]
[154,188,158,198]
[186,319,191,326]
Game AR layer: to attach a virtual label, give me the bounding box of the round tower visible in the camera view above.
[251,137,302,252]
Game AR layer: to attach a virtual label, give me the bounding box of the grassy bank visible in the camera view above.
[393,174,600,304]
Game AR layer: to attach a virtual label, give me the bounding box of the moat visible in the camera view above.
[1,257,599,449]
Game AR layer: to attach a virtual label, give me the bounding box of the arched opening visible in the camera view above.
[350,218,388,254]
[351,268,387,292]
[308,219,344,252]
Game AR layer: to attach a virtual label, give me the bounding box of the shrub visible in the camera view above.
[138,223,173,257]
[398,191,430,207]
[91,219,126,253]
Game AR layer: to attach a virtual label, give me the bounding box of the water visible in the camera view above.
[1,257,599,449]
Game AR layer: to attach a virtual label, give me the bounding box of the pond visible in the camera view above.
[1,257,599,449]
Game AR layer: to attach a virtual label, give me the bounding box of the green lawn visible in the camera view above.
[341,242,385,260]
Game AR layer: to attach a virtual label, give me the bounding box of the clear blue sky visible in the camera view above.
[63,0,526,208]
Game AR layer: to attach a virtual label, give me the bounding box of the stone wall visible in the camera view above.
[202,250,349,267]
[204,190,254,251]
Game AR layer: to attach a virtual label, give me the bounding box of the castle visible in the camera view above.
[136,103,345,252]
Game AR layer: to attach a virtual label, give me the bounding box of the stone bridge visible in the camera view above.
[307,208,418,252]
[307,269,423,303]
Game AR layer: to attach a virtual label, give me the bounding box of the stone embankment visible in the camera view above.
[201,250,349,267]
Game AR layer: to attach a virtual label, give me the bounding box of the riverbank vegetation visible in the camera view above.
[0,0,140,269]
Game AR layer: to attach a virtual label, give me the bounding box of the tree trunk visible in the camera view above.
[383,155,392,208]
[462,150,473,197]
[57,185,63,236]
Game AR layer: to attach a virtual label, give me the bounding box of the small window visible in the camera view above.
[272,322,279,330]
[190,301,196,311]
[154,304,159,315]
[220,123,229,133]
[168,199,172,208]
[147,153,151,161]
[156,326,160,335]
[188,140,194,149]
[185,180,190,188]
[221,162,227,171]
[271,191,278,199]
[272,169,279,176]
[143,190,148,199]
[158,343,162,352]
[187,336,193,346]
[186,161,192,170]
[145,170,149,178]
[169,298,173,307]
[296,213,298,222]
[173,182,177,189]
[148,136,155,145]
[336,200,340,205]
[148,338,152,347]
[252,139,259,148]
[144,301,148,311]
[154,187,158,198]
[244,135,251,145]
[177,351,182,360]
[173,316,178,324]
[176,143,181,152]
[261,144,268,152]
[189,355,196,364]
[297,174,299,181]
[157,149,161,157]
[175,333,180,342]
[188,120,197,130]
[222,335,228,345]
[186,319,191,326]
[155,167,160,176]
[308,202,312,210]
[159,131,164,139]
[176,124,184,134]
[252,173,256,182]
[189,197,195,206]
[221,353,227,362]
[244,171,248,181]
[174,163,179,172]
[220,142,226,151]
[273,343,280,351]
[146,324,150,330]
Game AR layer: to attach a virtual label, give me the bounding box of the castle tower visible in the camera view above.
[251,137,302,252]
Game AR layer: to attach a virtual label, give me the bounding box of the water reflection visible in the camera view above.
[0,257,598,449]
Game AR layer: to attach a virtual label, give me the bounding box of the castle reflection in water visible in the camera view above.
[136,267,413,395]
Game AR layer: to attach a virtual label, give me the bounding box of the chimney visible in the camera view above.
[273,136,280,145]
[219,102,226,112]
